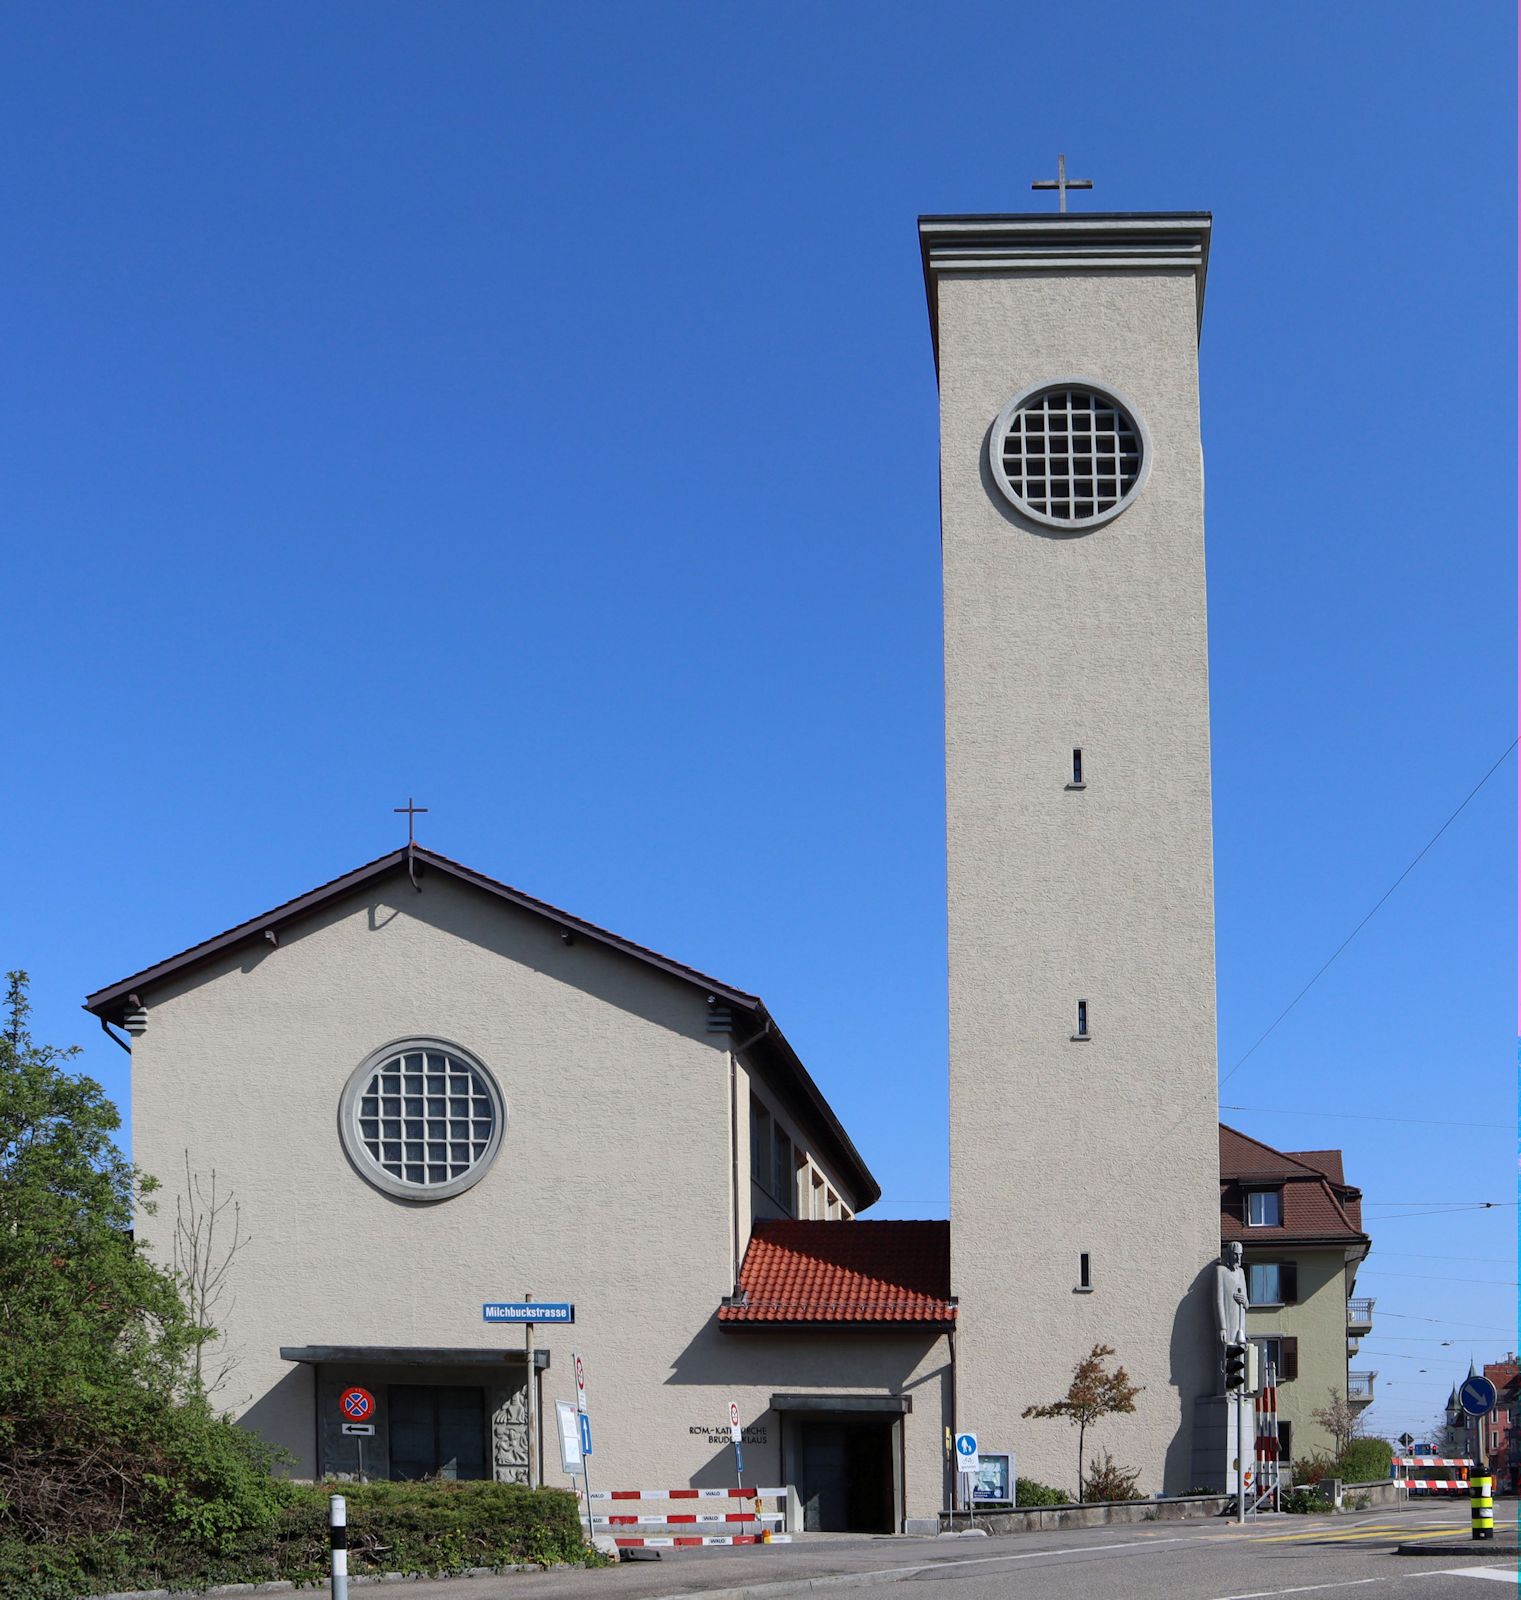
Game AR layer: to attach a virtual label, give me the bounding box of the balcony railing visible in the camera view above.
[1347,1298,1375,1335]
[1348,1370,1376,1405]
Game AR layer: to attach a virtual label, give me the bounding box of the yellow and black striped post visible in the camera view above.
[1469,1474,1493,1541]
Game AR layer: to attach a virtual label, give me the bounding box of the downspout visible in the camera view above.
[946,1319,958,1517]
[99,1016,131,1053]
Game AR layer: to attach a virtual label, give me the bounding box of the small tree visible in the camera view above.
[1022,1343,1143,1502]
[173,1154,251,1397]
[1311,1387,1362,1458]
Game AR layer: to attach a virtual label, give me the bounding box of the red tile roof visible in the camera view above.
[1220,1125,1368,1248]
[1286,1149,1346,1185]
[719,1221,955,1329]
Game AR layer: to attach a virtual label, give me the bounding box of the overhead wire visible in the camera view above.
[1221,1103,1509,1131]
[1219,736,1517,1086]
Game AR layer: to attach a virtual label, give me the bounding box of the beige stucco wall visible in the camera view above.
[128,870,945,1520]
[936,266,1222,1494]
[1245,1249,1353,1462]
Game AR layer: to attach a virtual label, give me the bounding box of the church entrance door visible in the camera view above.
[388,1384,488,1480]
[792,1416,895,1532]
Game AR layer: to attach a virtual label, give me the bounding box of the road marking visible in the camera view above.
[1211,1580,1387,1598]
[641,1532,1217,1598]
[1423,1568,1519,1583]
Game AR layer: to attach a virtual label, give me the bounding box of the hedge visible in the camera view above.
[0,1480,589,1600]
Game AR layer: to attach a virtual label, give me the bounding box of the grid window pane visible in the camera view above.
[354,1049,499,1191]
[999,387,1143,523]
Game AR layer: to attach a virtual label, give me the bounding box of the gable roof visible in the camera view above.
[719,1220,955,1330]
[1219,1124,1368,1249]
[1285,1149,1346,1185]
[84,844,880,1209]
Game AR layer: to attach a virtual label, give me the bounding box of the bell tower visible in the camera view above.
[920,206,1220,1491]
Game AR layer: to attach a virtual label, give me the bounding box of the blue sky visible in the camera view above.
[2,3,1513,1442]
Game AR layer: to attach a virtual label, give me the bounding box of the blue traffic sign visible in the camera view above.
[733,1443,744,1475]
[483,1302,575,1324]
[955,1432,978,1458]
[578,1412,593,1455]
[1461,1375,1498,1417]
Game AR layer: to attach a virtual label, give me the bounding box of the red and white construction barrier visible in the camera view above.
[584,1485,794,1548]
[1394,1457,1472,1493]
[1254,1378,1282,1511]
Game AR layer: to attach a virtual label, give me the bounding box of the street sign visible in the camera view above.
[340,1388,375,1422]
[579,1412,593,1456]
[483,1301,575,1325]
[555,1400,582,1475]
[729,1400,742,1443]
[734,1442,744,1475]
[1399,1432,1415,1450]
[954,1432,980,1472]
[574,1352,589,1413]
[341,1423,375,1437]
[1461,1375,1498,1417]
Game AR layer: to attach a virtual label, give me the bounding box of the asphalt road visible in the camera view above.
[377,1503,1517,1600]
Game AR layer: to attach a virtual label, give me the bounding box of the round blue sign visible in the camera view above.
[955,1432,978,1457]
[1460,1375,1498,1417]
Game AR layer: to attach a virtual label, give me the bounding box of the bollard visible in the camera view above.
[1469,1474,1493,1541]
[329,1493,349,1599]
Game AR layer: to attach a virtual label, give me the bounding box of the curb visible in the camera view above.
[1395,1542,1520,1558]
[88,1561,576,1598]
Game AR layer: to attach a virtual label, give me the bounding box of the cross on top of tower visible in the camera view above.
[393,796,428,847]
[1031,153,1093,214]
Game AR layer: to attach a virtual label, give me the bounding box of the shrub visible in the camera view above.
[0,1481,587,1600]
[1280,1486,1327,1515]
[1015,1477,1069,1507]
[1291,1452,1338,1486]
[1083,1451,1142,1503]
[1337,1437,1393,1483]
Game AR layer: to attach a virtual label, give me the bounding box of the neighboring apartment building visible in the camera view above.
[1220,1126,1372,1464]
[1447,1356,1520,1492]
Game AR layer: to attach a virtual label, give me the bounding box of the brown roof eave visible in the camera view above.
[1231,1232,1373,1250]
[83,846,764,1026]
[717,1318,956,1334]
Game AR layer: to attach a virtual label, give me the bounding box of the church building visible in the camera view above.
[86,845,956,1531]
[87,198,1228,1523]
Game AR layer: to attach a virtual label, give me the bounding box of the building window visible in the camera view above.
[1246,1189,1283,1227]
[1247,1263,1281,1304]
[1251,1336,1282,1381]
[1071,748,1084,786]
[1077,1252,1092,1291]
[988,381,1150,530]
[774,1131,794,1216]
[750,1099,770,1189]
[1277,1420,1293,1461]
[340,1039,504,1202]
[1074,1000,1090,1039]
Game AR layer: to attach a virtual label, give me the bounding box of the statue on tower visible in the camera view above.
[1214,1241,1249,1347]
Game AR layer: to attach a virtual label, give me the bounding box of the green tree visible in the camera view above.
[1022,1344,1144,1502]
[0,972,280,1555]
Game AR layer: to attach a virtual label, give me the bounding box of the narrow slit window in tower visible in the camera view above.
[1072,748,1084,786]
[1074,1000,1089,1039]
[1078,1252,1092,1291]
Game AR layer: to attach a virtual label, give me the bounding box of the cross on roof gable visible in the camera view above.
[83,845,881,1209]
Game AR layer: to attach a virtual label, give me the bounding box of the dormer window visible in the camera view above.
[1246,1188,1283,1227]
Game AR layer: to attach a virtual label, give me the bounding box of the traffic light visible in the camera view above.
[1224,1340,1248,1392]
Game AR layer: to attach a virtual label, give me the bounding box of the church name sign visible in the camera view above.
[690,1423,768,1444]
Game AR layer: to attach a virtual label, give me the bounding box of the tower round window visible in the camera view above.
[339,1040,505,1201]
[988,380,1150,530]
